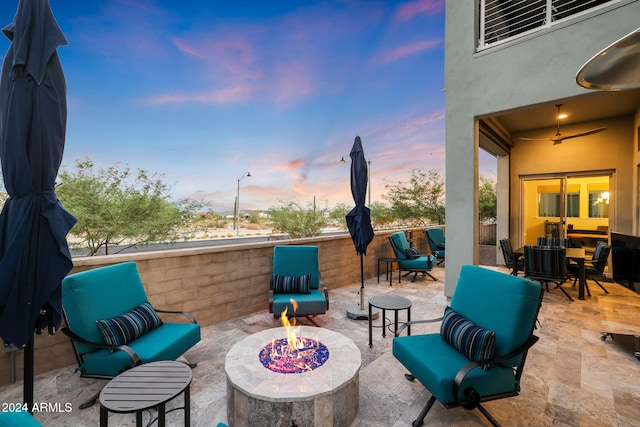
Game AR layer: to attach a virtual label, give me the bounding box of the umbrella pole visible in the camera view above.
[24,333,34,413]
[346,254,379,321]
[360,254,365,308]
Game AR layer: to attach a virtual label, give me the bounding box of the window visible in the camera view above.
[589,190,609,218]
[538,185,579,217]
[479,0,619,50]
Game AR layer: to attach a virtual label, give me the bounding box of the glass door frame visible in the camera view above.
[519,170,614,247]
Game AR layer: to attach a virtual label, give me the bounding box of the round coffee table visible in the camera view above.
[368,294,412,347]
[99,360,192,427]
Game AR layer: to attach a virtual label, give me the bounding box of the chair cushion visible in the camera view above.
[272,274,311,294]
[440,306,496,370]
[393,334,517,404]
[95,302,163,347]
[399,255,435,270]
[0,411,44,426]
[271,290,327,316]
[82,322,201,377]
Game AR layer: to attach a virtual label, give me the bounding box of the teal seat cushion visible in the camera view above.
[399,255,435,270]
[82,322,200,377]
[0,411,44,426]
[272,289,327,316]
[393,334,516,404]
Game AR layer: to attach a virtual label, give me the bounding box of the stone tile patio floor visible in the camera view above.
[2,265,639,426]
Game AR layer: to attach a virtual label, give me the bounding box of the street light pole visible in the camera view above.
[236,172,251,236]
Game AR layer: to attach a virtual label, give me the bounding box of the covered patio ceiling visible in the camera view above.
[482,88,640,146]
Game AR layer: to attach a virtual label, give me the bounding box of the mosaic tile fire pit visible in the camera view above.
[225,326,361,427]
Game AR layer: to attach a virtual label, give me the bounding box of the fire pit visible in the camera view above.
[225,326,361,427]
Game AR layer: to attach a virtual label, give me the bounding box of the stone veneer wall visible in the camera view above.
[0,228,429,387]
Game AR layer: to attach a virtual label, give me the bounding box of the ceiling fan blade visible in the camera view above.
[556,127,607,141]
[519,136,554,141]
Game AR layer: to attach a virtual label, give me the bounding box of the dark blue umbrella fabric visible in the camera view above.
[346,136,374,256]
[345,136,374,315]
[0,0,76,349]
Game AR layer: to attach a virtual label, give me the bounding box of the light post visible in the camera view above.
[236,172,250,236]
[340,156,371,206]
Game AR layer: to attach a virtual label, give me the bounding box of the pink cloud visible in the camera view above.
[395,0,445,22]
[373,39,441,66]
[145,84,254,105]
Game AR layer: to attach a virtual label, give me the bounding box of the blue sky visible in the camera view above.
[0,0,484,211]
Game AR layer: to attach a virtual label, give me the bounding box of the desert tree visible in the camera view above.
[268,201,329,238]
[56,157,203,256]
[383,168,445,225]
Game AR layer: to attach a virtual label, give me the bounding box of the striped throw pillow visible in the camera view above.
[440,306,496,370]
[95,301,163,347]
[272,274,311,294]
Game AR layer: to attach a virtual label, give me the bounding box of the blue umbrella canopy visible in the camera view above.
[0,0,76,349]
[346,136,374,256]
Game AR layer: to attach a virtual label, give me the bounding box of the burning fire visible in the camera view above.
[259,298,329,374]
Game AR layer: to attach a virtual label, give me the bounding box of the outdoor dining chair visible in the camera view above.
[569,241,610,295]
[524,245,573,301]
[499,238,523,274]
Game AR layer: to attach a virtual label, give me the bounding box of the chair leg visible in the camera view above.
[554,282,574,301]
[592,278,609,294]
[412,395,437,427]
[476,403,501,427]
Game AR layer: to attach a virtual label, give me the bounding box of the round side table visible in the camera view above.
[368,294,412,347]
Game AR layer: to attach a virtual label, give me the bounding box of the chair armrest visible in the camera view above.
[60,327,141,366]
[395,317,444,337]
[319,275,329,310]
[155,309,198,324]
[452,334,539,407]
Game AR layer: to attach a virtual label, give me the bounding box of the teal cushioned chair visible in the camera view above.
[61,262,201,407]
[0,411,44,426]
[269,246,329,322]
[393,265,543,427]
[425,227,445,265]
[389,232,437,282]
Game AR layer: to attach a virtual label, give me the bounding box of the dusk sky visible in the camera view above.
[0,0,495,211]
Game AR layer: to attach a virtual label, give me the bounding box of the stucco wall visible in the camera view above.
[0,229,429,387]
[444,0,640,296]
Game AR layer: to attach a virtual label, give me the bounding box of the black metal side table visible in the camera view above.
[368,294,412,347]
[377,257,401,286]
[99,360,193,427]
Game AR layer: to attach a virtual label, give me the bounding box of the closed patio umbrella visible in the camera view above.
[0,0,76,410]
[345,136,376,320]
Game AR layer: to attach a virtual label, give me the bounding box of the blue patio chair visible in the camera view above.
[388,232,437,282]
[425,227,445,265]
[269,246,329,324]
[0,410,44,426]
[393,265,543,427]
[61,262,201,408]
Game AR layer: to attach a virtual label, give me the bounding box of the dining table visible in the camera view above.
[512,246,587,300]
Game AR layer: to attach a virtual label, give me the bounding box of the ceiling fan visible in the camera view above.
[519,104,606,145]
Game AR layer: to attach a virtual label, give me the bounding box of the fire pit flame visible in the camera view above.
[259,299,329,373]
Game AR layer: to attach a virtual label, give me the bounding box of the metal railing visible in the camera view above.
[478,0,618,50]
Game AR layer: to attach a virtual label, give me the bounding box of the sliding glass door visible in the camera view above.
[522,173,611,249]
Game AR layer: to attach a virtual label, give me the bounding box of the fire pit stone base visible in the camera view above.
[225,327,361,427]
